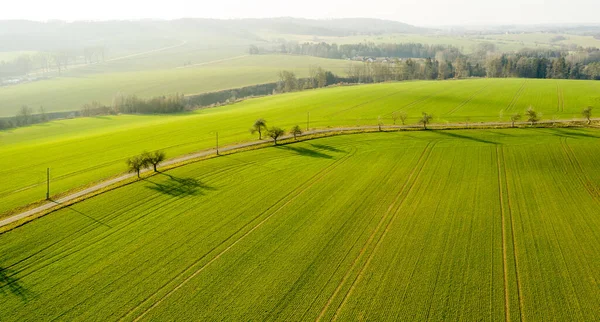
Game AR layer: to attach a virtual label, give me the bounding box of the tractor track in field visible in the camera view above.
[556,82,565,113]
[560,138,600,204]
[387,85,453,117]
[506,81,528,112]
[445,84,490,115]
[496,146,516,322]
[316,142,435,321]
[121,147,357,321]
[268,156,407,321]
[498,146,524,321]
[3,163,248,282]
[326,88,410,118]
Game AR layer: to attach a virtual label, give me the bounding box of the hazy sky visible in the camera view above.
[3,0,599,26]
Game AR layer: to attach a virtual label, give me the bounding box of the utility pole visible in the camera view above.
[216,132,219,155]
[46,168,50,200]
[307,111,310,131]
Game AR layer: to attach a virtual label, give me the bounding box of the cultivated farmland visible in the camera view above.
[0,129,599,321]
[1,78,600,215]
[0,54,358,116]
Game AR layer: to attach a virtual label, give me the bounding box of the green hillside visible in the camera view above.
[1,130,599,320]
[0,55,356,116]
[1,78,599,215]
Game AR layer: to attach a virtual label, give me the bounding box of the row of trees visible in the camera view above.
[81,93,186,116]
[252,42,462,61]
[345,58,484,83]
[124,107,593,178]
[0,105,61,129]
[253,41,600,81]
[0,46,107,78]
[251,119,303,144]
[126,151,166,178]
[277,67,341,93]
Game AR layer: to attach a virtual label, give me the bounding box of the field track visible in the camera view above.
[2,119,597,230]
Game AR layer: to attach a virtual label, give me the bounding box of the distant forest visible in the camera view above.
[252,42,600,80]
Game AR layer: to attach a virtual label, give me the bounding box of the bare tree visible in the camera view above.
[251,118,267,140]
[38,106,48,122]
[267,127,285,145]
[399,112,408,125]
[525,106,539,126]
[16,105,32,126]
[419,112,433,130]
[290,125,302,140]
[391,112,399,125]
[143,150,166,172]
[126,156,146,178]
[582,106,593,125]
[510,113,521,128]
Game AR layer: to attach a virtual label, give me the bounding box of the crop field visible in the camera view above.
[1,78,600,215]
[0,129,599,320]
[0,55,357,116]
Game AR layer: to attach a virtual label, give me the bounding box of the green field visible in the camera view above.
[0,55,357,116]
[1,78,599,215]
[1,129,599,320]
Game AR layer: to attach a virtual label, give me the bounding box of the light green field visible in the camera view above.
[1,78,600,215]
[0,129,599,321]
[0,55,357,116]
[484,32,600,49]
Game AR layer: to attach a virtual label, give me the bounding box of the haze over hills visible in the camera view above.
[0,18,427,53]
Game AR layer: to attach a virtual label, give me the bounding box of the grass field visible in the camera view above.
[0,129,599,320]
[1,78,600,215]
[0,55,357,116]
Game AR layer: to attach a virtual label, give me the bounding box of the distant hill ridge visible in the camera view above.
[0,18,426,52]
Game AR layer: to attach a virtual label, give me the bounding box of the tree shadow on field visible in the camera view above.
[310,143,345,153]
[0,267,33,302]
[50,200,112,228]
[92,115,113,120]
[546,128,600,139]
[276,145,333,159]
[145,173,215,197]
[430,130,499,145]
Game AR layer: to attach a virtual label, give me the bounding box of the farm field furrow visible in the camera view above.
[1,79,600,215]
[1,129,599,321]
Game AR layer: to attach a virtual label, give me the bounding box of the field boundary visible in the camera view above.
[1,119,598,233]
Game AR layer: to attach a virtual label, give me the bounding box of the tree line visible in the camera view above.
[252,41,600,81]
[126,106,595,179]
[80,93,186,116]
[250,42,462,60]
[0,46,106,79]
